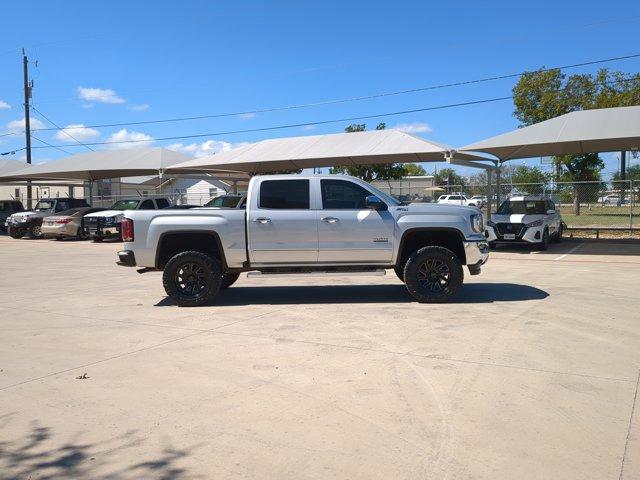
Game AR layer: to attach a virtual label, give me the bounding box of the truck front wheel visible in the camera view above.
[403,246,464,303]
[162,251,222,307]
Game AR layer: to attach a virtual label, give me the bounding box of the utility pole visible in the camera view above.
[22,50,33,209]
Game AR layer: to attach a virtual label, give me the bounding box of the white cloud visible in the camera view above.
[393,122,432,134]
[167,139,248,158]
[54,124,100,141]
[77,86,125,104]
[237,112,256,120]
[301,124,317,131]
[0,100,10,109]
[105,129,154,149]
[129,103,150,112]
[6,117,46,134]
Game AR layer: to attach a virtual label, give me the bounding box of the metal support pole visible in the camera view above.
[495,161,502,210]
[486,169,493,218]
[22,51,33,209]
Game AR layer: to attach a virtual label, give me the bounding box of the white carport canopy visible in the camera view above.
[169,129,495,173]
[0,159,30,176]
[0,148,193,182]
[459,106,640,161]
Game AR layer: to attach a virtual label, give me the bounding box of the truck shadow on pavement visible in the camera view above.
[0,414,202,480]
[156,283,548,306]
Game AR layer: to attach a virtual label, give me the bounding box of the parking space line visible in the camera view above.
[554,243,584,260]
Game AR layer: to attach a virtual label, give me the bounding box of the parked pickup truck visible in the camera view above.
[117,175,489,306]
[84,197,171,241]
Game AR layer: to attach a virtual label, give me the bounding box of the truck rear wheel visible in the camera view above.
[220,272,240,289]
[403,246,463,303]
[162,251,222,307]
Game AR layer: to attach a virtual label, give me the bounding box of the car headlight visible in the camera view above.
[471,214,484,233]
[526,219,544,227]
[19,216,30,222]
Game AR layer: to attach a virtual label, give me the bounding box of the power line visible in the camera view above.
[26,73,640,151]
[28,52,640,133]
[31,135,73,155]
[30,105,95,151]
[30,96,514,150]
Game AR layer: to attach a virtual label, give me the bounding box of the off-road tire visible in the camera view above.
[403,246,464,303]
[220,272,240,289]
[162,251,222,307]
[8,227,25,239]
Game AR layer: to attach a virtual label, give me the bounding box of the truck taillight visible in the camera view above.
[54,218,72,224]
[121,218,134,242]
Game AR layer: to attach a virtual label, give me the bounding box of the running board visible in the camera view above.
[247,269,386,278]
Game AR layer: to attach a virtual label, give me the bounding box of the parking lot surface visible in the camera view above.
[0,235,639,479]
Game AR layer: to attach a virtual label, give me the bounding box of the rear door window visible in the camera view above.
[139,199,155,210]
[321,179,372,209]
[259,180,310,209]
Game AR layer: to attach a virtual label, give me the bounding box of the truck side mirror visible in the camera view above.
[365,195,387,211]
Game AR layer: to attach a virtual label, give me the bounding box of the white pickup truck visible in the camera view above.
[117,174,489,306]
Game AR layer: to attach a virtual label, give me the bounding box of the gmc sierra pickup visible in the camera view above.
[117,174,489,306]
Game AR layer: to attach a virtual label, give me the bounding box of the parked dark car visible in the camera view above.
[0,200,24,232]
[6,198,90,239]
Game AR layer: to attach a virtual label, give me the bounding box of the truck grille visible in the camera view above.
[496,223,524,236]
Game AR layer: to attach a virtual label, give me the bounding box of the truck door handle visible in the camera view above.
[253,217,272,224]
[321,217,339,224]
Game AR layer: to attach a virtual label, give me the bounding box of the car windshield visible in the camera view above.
[498,200,547,215]
[34,200,55,211]
[110,200,140,210]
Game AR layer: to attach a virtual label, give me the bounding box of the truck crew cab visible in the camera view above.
[117,175,489,306]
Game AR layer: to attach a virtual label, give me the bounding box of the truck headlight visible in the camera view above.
[526,219,544,227]
[471,214,484,233]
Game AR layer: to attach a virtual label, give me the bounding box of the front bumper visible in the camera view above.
[117,250,136,267]
[485,225,543,244]
[6,218,41,230]
[85,224,121,238]
[464,240,490,266]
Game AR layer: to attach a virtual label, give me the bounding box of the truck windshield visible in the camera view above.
[34,200,55,211]
[110,200,141,210]
[497,200,547,215]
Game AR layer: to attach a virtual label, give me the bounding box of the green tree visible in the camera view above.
[612,164,640,182]
[330,123,407,182]
[512,67,640,213]
[403,163,426,176]
[434,167,466,189]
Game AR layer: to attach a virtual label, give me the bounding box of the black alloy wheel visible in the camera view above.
[403,246,463,303]
[162,251,222,307]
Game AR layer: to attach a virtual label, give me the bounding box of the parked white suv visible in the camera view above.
[485,196,563,250]
[436,194,480,207]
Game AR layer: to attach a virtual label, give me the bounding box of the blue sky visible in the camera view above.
[1,0,639,178]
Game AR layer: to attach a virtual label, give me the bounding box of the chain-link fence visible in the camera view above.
[378,180,638,235]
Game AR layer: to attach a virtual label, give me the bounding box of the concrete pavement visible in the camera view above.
[0,236,638,479]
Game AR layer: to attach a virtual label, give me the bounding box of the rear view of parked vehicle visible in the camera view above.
[0,200,24,232]
[84,197,171,241]
[42,207,106,240]
[6,198,89,239]
[485,196,563,250]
